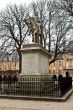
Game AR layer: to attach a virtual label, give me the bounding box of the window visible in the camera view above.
[68,60,72,68]
[53,62,55,66]
[0,64,1,70]
[49,69,51,74]
[59,61,62,67]
[14,62,16,70]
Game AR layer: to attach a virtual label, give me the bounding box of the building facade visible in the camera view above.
[49,53,73,78]
[0,50,19,75]
[0,61,19,75]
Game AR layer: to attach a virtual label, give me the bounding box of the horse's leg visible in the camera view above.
[35,34,39,43]
[44,38,46,49]
[35,35,37,43]
[40,35,43,46]
[32,35,34,42]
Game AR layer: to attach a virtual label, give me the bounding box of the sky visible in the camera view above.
[0,0,35,10]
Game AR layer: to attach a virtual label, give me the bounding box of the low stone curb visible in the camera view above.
[0,88,73,102]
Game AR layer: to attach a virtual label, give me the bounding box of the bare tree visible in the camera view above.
[56,0,73,49]
[62,0,73,16]
[47,1,72,64]
[0,0,72,71]
[0,4,29,73]
[28,0,71,64]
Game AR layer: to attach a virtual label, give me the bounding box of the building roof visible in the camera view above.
[0,50,19,61]
[67,40,73,53]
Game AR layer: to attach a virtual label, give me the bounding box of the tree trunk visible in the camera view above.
[18,52,22,74]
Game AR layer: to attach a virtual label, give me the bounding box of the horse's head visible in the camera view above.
[24,17,37,30]
[24,18,31,26]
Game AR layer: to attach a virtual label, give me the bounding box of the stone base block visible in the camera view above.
[21,43,49,76]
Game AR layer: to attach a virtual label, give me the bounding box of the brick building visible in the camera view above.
[49,40,73,78]
[0,50,19,75]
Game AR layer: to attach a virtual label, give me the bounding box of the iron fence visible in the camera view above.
[0,75,72,98]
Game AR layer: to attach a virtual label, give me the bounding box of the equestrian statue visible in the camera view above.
[24,13,43,46]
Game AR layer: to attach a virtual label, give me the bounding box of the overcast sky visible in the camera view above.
[0,0,35,10]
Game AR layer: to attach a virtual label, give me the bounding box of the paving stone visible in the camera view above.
[0,93,73,110]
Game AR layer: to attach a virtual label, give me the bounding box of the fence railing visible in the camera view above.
[58,77,72,96]
[0,75,72,98]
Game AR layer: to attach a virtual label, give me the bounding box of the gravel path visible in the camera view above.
[0,93,73,110]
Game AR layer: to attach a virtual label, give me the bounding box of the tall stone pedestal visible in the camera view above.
[19,43,49,79]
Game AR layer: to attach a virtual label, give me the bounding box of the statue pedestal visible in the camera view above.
[19,43,49,79]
